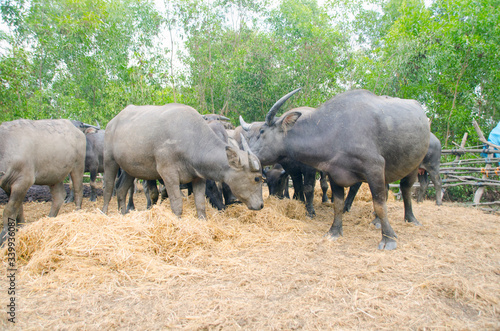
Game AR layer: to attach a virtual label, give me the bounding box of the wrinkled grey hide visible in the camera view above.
[102,104,264,218]
[247,89,430,250]
[0,119,86,244]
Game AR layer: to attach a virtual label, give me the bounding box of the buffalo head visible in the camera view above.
[223,135,264,210]
[242,88,302,166]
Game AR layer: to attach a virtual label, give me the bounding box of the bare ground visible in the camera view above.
[0,183,498,330]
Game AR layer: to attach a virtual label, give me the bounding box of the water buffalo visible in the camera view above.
[263,164,290,199]
[239,111,333,217]
[202,113,234,130]
[102,104,264,217]
[417,132,442,205]
[122,120,238,212]
[0,119,86,244]
[342,132,442,213]
[66,126,105,202]
[247,89,430,250]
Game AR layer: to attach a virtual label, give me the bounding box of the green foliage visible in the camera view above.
[442,185,475,203]
[0,0,166,126]
[343,0,500,146]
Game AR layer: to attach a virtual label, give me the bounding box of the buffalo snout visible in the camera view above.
[248,202,264,211]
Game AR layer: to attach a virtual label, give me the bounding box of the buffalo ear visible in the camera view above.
[279,111,301,132]
[226,146,243,170]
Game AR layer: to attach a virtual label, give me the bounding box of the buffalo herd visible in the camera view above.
[0,89,443,250]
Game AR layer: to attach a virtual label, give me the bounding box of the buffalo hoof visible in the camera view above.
[378,239,398,251]
[324,232,340,241]
[405,216,422,226]
[378,237,397,250]
[326,225,343,239]
[306,208,316,218]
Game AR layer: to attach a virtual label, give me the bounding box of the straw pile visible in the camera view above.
[0,183,499,330]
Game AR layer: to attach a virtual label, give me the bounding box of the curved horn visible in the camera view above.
[219,115,231,121]
[95,120,101,130]
[265,88,302,126]
[84,123,100,130]
[240,133,251,153]
[239,115,252,131]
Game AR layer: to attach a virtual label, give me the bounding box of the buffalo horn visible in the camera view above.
[239,115,252,131]
[240,133,251,153]
[95,120,101,130]
[82,122,100,130]
[265,88,302,126]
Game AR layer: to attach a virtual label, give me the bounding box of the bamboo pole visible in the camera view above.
[473,119,500,150]
[472,120,494,203]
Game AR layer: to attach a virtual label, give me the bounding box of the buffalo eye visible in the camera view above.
[254,177,261,182]
[260,129,264,134]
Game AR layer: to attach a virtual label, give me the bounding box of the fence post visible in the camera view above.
[472,120,492,204]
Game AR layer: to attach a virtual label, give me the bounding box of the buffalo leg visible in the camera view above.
[69,161,84,210]
[320,172,329,203]
[371,184,390,229]
[290,173,305,202]
[401,171,421,225]
[159,169,184,217]
[1,183,30,245]
[89,169,98,202]
[428,169,442,205]
[146,180,159,209]
[326,180,345,238]
[192,178,207,219]
[64,176,75,203]
[48,182,66,217]
[303,169,316,218]
[368,177,397,250]
[417,171,428,203]
[127,184,135,211]
[102,160,120,214]
[343,182,362,213]
[115,172,135,214]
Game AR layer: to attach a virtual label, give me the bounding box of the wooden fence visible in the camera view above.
[396,120,499,213]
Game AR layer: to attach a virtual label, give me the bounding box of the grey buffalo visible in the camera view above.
[0,119,86,244]
[342,132,442,212]
[239,109,336,217]
[66,126,105,202]
[263,164,290,199]
[102,104,264,217]
[246,89,430,250]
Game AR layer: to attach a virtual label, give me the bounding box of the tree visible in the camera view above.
[338,0,500,146]
[0,0,168,124]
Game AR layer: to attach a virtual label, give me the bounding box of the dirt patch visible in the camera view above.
[0,183,499,330]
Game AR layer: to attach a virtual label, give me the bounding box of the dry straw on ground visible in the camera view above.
[0,183,499,330]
